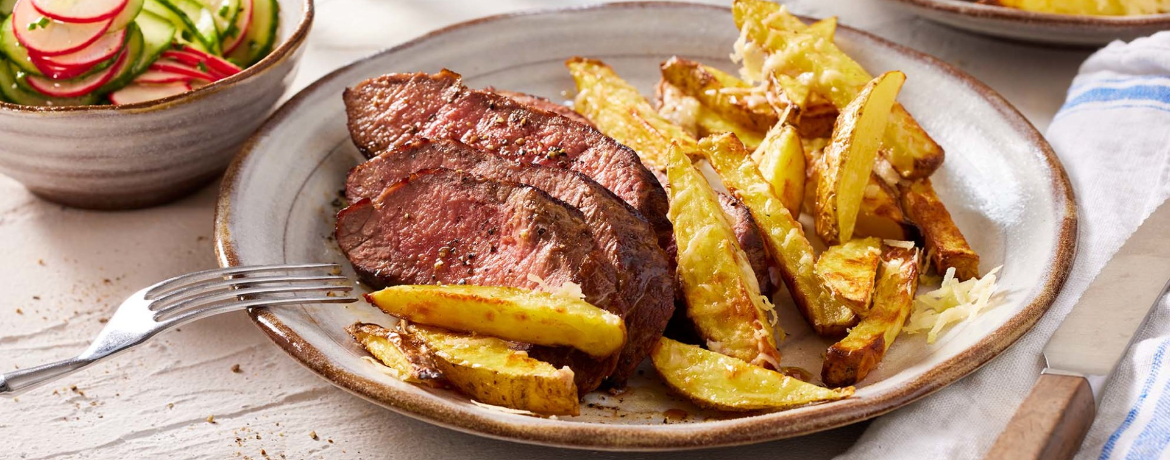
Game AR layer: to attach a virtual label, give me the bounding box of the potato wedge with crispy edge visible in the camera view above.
[899,179,980,280]
[732,0,944,180]
[348,322,443,385]
[815,71,905,245]
[751,123,805,218]
[568,57,697,170]
[805,139,911,240]
[660,57,779,134]
[816,237,882,315]
[401,323,580,416]
[822,244,920,387]
[996,0,1131,15]
[657,80,765,150]
[652,337,853,411]
[366,285,626,358]
[700,133,857,336]
[667,142,783,367]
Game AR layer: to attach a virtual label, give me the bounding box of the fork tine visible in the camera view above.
[153,284,355,318]
[157,295,358,328]
[144,263,340,299]
[150,274,349,308]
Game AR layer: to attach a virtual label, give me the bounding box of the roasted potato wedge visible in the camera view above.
[568,57,697,170]
[751,123,805,217]
[700,133,857,336]
[348,322,443,385]
[815,71,905,244]
[996,0,1134,15]
[805,139,911,240]
[815,237,882,315]
[402,323,581,416]
[667,143,783,367]
[366,285,626,358]
[652,337,853,411]
[657,80,765,150]
[822,244,920,387]
[899,179,980,280]
[660,57,779,133]
[732,0,944,180]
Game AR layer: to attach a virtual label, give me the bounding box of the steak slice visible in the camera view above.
[346,139,673,385]
[336,168,620,393]
[343,70,672,249]
[717,192,773,297]
[491,89,596,128]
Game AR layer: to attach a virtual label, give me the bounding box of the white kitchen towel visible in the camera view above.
[837,32,1170,460]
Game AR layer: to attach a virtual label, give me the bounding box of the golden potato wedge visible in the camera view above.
[899,179,980,280]
[366,285,626,358]
[797,101,839,139]
[568,57,697,170]
[997,0,1132,15]
[660,57,779,133]
[657,80,765,150]
[815,71,905,244]
[805,139,911,239]
[751,123,805,218]
[806,16,837,39]
[402,323,580,416]
[732,0,944,179]
[348,322,443,385]
[822,244,920,387]
[700,133,857,336]
[815,237,882,315]
[652,337,853,411]
[666,143,782,367]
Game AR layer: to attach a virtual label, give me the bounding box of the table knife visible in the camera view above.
[986,200,1170,460]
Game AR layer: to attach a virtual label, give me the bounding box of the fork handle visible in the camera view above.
[0,357,91,396]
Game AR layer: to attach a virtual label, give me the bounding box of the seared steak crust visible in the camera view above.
[343,70,672,249]
[717,192,773,297]
[346,140,673,384]
[491,89,596,128]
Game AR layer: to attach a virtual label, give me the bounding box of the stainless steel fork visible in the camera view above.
[0,263,357,395]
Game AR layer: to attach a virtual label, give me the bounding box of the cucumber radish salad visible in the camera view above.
[0,0,278,106]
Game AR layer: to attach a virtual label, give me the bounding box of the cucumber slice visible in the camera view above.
[96,23,144,95]
[133,10,176,75]
[0,0,16,16]
[226,0,275,67]
[203,0,239,37]
[0,57,100,106]
[110,0,147,32]
[0,16,42,76]
[145,0,219,54]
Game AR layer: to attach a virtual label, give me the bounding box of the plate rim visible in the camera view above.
[887,0,1170,28]
[213,1,1078,451]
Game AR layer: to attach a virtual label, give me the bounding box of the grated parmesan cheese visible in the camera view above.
[904,265,1003,343]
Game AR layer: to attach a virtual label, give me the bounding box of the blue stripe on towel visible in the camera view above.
[1125,340,1170,460]
[1100,340,1170,460]
[1065,85,1170,111]
[1070,76,1170,93]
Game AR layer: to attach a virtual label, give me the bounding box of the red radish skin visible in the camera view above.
[150,59,216,81]
[13,0,111,56]
[109,81,190,105]
[30,0,127,23]
[221,0,251,54]
[30,28,124,69]
[31,59,98,79]
[161,49,202,67]
[136,69,191,84]
[177,46,241,77]
[25,44,126,97]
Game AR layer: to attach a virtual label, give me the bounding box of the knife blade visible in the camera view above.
[987,199,1170,460]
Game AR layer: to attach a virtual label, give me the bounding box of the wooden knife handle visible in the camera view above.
[985,373,1096,460]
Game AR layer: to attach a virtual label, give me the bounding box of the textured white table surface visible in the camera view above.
[0,1,1094,458]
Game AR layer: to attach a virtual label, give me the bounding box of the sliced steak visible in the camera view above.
[343,70,672,249]
[717,192,773,297]
[490,89,596,128]
[346,139,673,385]
[336,168,619,393]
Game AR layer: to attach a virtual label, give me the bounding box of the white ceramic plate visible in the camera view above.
[884,0,1170,46]
[214,2,1076,451]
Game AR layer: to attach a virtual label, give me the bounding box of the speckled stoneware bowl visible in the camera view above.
[216,2,1077,451]
[884,0,1170,46]
[0,0,312,210]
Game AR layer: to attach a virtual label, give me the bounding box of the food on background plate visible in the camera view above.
[333,0,1002,417]
[987,0,1169,16]
[0,0,278,106]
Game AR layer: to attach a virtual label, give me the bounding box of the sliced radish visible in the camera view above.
[177,45,241,77]
[220,0,250,54]
[135,68,190,83]
[13,0,111,56]
[30,27,124,69]
[109,81,190,105]
[31,59,97,79]
[30,0,127,23]
[161,49,202,67]
[150,58,216,81]
[25,43,126,97]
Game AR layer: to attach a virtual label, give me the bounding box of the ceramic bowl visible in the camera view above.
[884,0,1170,46]
[0,0,313,210]
[216,2,1076,451]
